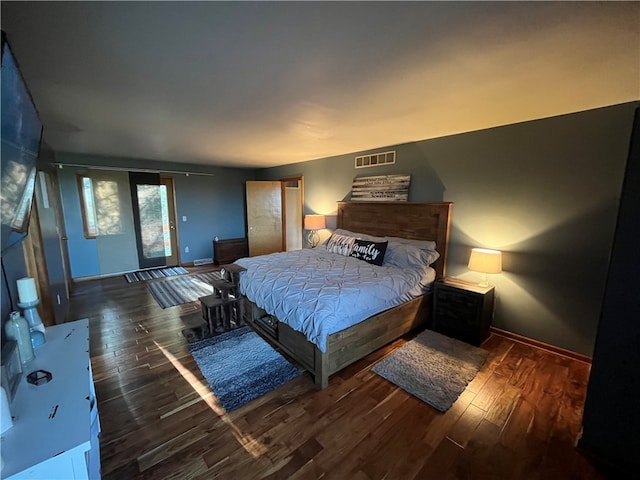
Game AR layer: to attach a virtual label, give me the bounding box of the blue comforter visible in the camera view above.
[235,248,435,352]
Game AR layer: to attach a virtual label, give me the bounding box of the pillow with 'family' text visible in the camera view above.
[349,239,388,266]
[326,233,356,256]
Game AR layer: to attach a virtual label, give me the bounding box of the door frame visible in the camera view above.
[281,176,304,251]
[161,176,180,266]
[129,173,180,268]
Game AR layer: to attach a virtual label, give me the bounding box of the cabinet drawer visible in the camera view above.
[435,295,480,314]
[279,323,315,370]
[255,315,278,340]
[433,279,494,346]
[434,291,482,325]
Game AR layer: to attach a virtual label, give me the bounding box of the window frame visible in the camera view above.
[76,174,97,239]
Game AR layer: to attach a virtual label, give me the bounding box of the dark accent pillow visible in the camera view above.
[349,239,388,266]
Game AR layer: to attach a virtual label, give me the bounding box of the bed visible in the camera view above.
[237,201,452,388]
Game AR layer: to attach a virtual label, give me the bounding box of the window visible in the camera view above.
[77,175,97,238]
[77,174,122,238]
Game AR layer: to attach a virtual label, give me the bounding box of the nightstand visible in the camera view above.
[432,277,495,346]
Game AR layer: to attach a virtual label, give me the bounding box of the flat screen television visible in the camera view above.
[0,31,43,253]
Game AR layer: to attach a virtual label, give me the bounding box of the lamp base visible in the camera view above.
[18,300,46,348]
[477,273,489,288]
[307,230,320,248]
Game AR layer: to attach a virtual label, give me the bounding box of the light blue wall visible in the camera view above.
[58,166,100,278]
[259,102,638,356]
[56,152,255,277]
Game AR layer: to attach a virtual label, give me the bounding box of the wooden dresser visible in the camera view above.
[1,319,100,479]
[213,238,249,265]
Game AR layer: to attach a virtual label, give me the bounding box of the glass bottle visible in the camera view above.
[5,311,35,365]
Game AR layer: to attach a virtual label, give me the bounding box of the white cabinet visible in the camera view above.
[1,319,100,479]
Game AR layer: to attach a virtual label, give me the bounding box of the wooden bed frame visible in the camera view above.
[242,201,453,388]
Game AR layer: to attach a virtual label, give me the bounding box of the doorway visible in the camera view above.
[130,174,179,268]
[283,178,303,251]
[245,177,304,256]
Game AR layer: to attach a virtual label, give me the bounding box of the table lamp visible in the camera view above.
[468,248,502,287]
[304,214,326,248]
[16,277,46,347]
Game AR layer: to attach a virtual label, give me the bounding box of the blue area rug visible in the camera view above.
[188,326,301,412]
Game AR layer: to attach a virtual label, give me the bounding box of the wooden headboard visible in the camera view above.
[336,201,453,279]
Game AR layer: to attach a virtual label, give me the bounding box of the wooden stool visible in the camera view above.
[199,294,226,333]
[211,279,234,301]
[200,264,248,333]
[220,263,247,289]
[219,263,247,326]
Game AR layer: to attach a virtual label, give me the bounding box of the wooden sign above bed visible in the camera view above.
[351,174,411,202]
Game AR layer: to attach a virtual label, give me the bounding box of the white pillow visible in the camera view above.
[386,236,437,253]
[385,242,440,268]
[325,233,356,256]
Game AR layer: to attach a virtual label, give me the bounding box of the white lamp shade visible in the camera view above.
[304,214,326,230]
[17,277,39,303]
[468,248,502,274]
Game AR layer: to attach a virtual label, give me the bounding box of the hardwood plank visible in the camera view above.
[471,371,508,411]
[423,389,475,450]
[455,419,511,479]
[416,437,463,479]
[484,383,521,428]
[447,404,487,448]
[499,397,548,478]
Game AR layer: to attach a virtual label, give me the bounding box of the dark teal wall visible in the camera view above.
[0,241,29,325]
[173,171,250,257]
[259,102,638,356]
[56,152,254,277]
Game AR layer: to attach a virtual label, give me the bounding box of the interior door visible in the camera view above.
[22,166,72,325]
[37,169,71,321]
[130,173,179,268]
[246,181,284,256]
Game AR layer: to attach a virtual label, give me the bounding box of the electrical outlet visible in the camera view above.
[185,246,189,253]
[182,215,187,222]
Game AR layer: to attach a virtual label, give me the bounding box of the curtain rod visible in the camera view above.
[53,163,216,177]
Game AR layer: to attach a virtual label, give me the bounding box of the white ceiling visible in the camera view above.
[2,1,639,169]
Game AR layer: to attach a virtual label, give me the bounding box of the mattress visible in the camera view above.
[235,248,436,352]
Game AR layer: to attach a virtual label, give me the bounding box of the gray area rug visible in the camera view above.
[189,326,301,411]
[372,329,488,412]
[147,271,221,308]
[125,266,189,283]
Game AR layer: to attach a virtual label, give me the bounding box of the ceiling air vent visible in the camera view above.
[355,151,396,169]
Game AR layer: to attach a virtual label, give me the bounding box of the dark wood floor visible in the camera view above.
[69,268,607,479]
